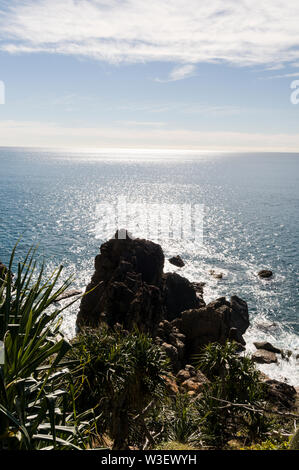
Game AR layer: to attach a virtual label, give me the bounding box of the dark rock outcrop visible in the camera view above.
[77,231,250,370]
[262,378,296,409]
[230,296,250,338]
[77,231,204,335]
[191,281,205,306]
[228,328,246,351]
[169,255,185,267]
[77,230,165,332]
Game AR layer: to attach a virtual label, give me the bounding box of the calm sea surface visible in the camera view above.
[0,147,298,384]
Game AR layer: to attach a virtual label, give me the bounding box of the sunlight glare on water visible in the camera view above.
[0,147,298,384]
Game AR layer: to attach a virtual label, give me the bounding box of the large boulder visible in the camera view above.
[261,378,296,409]
[254,341,281,354]
[252,349,278,364]
[178,296,249,359]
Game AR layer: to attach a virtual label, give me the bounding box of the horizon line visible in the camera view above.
[0,144,299,154]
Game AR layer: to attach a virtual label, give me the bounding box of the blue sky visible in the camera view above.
[0,0,299,150]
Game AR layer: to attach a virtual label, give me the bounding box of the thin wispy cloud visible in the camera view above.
[260,72,299,80]
[1,0,299,68]
[156,64,197,82]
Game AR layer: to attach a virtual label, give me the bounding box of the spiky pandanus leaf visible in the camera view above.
[0,245,101,450]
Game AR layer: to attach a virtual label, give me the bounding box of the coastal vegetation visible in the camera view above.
[0,245,298,450]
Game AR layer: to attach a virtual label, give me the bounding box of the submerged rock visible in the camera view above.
[258,269,273,278]
[169,255,185,267]
[209,269,223,279]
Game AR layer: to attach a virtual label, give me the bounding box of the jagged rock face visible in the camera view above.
[77,231,206,334]
[155,319,186,372]
[77,231,165,332]
[229,296,250,335]
[163,272,203,321]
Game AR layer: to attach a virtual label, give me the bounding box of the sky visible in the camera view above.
[0,0,299,151]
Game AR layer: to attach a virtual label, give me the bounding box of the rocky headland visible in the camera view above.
[76,230,297,409]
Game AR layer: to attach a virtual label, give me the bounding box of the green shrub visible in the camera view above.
[194,341,273,447]
[67,326,170,449]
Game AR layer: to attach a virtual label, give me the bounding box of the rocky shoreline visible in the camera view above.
[76,230,297,410]
[2,231,296,410]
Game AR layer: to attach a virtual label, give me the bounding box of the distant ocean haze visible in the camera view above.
[0,147,298,384]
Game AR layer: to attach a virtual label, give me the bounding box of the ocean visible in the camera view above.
[0,147,298,385]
